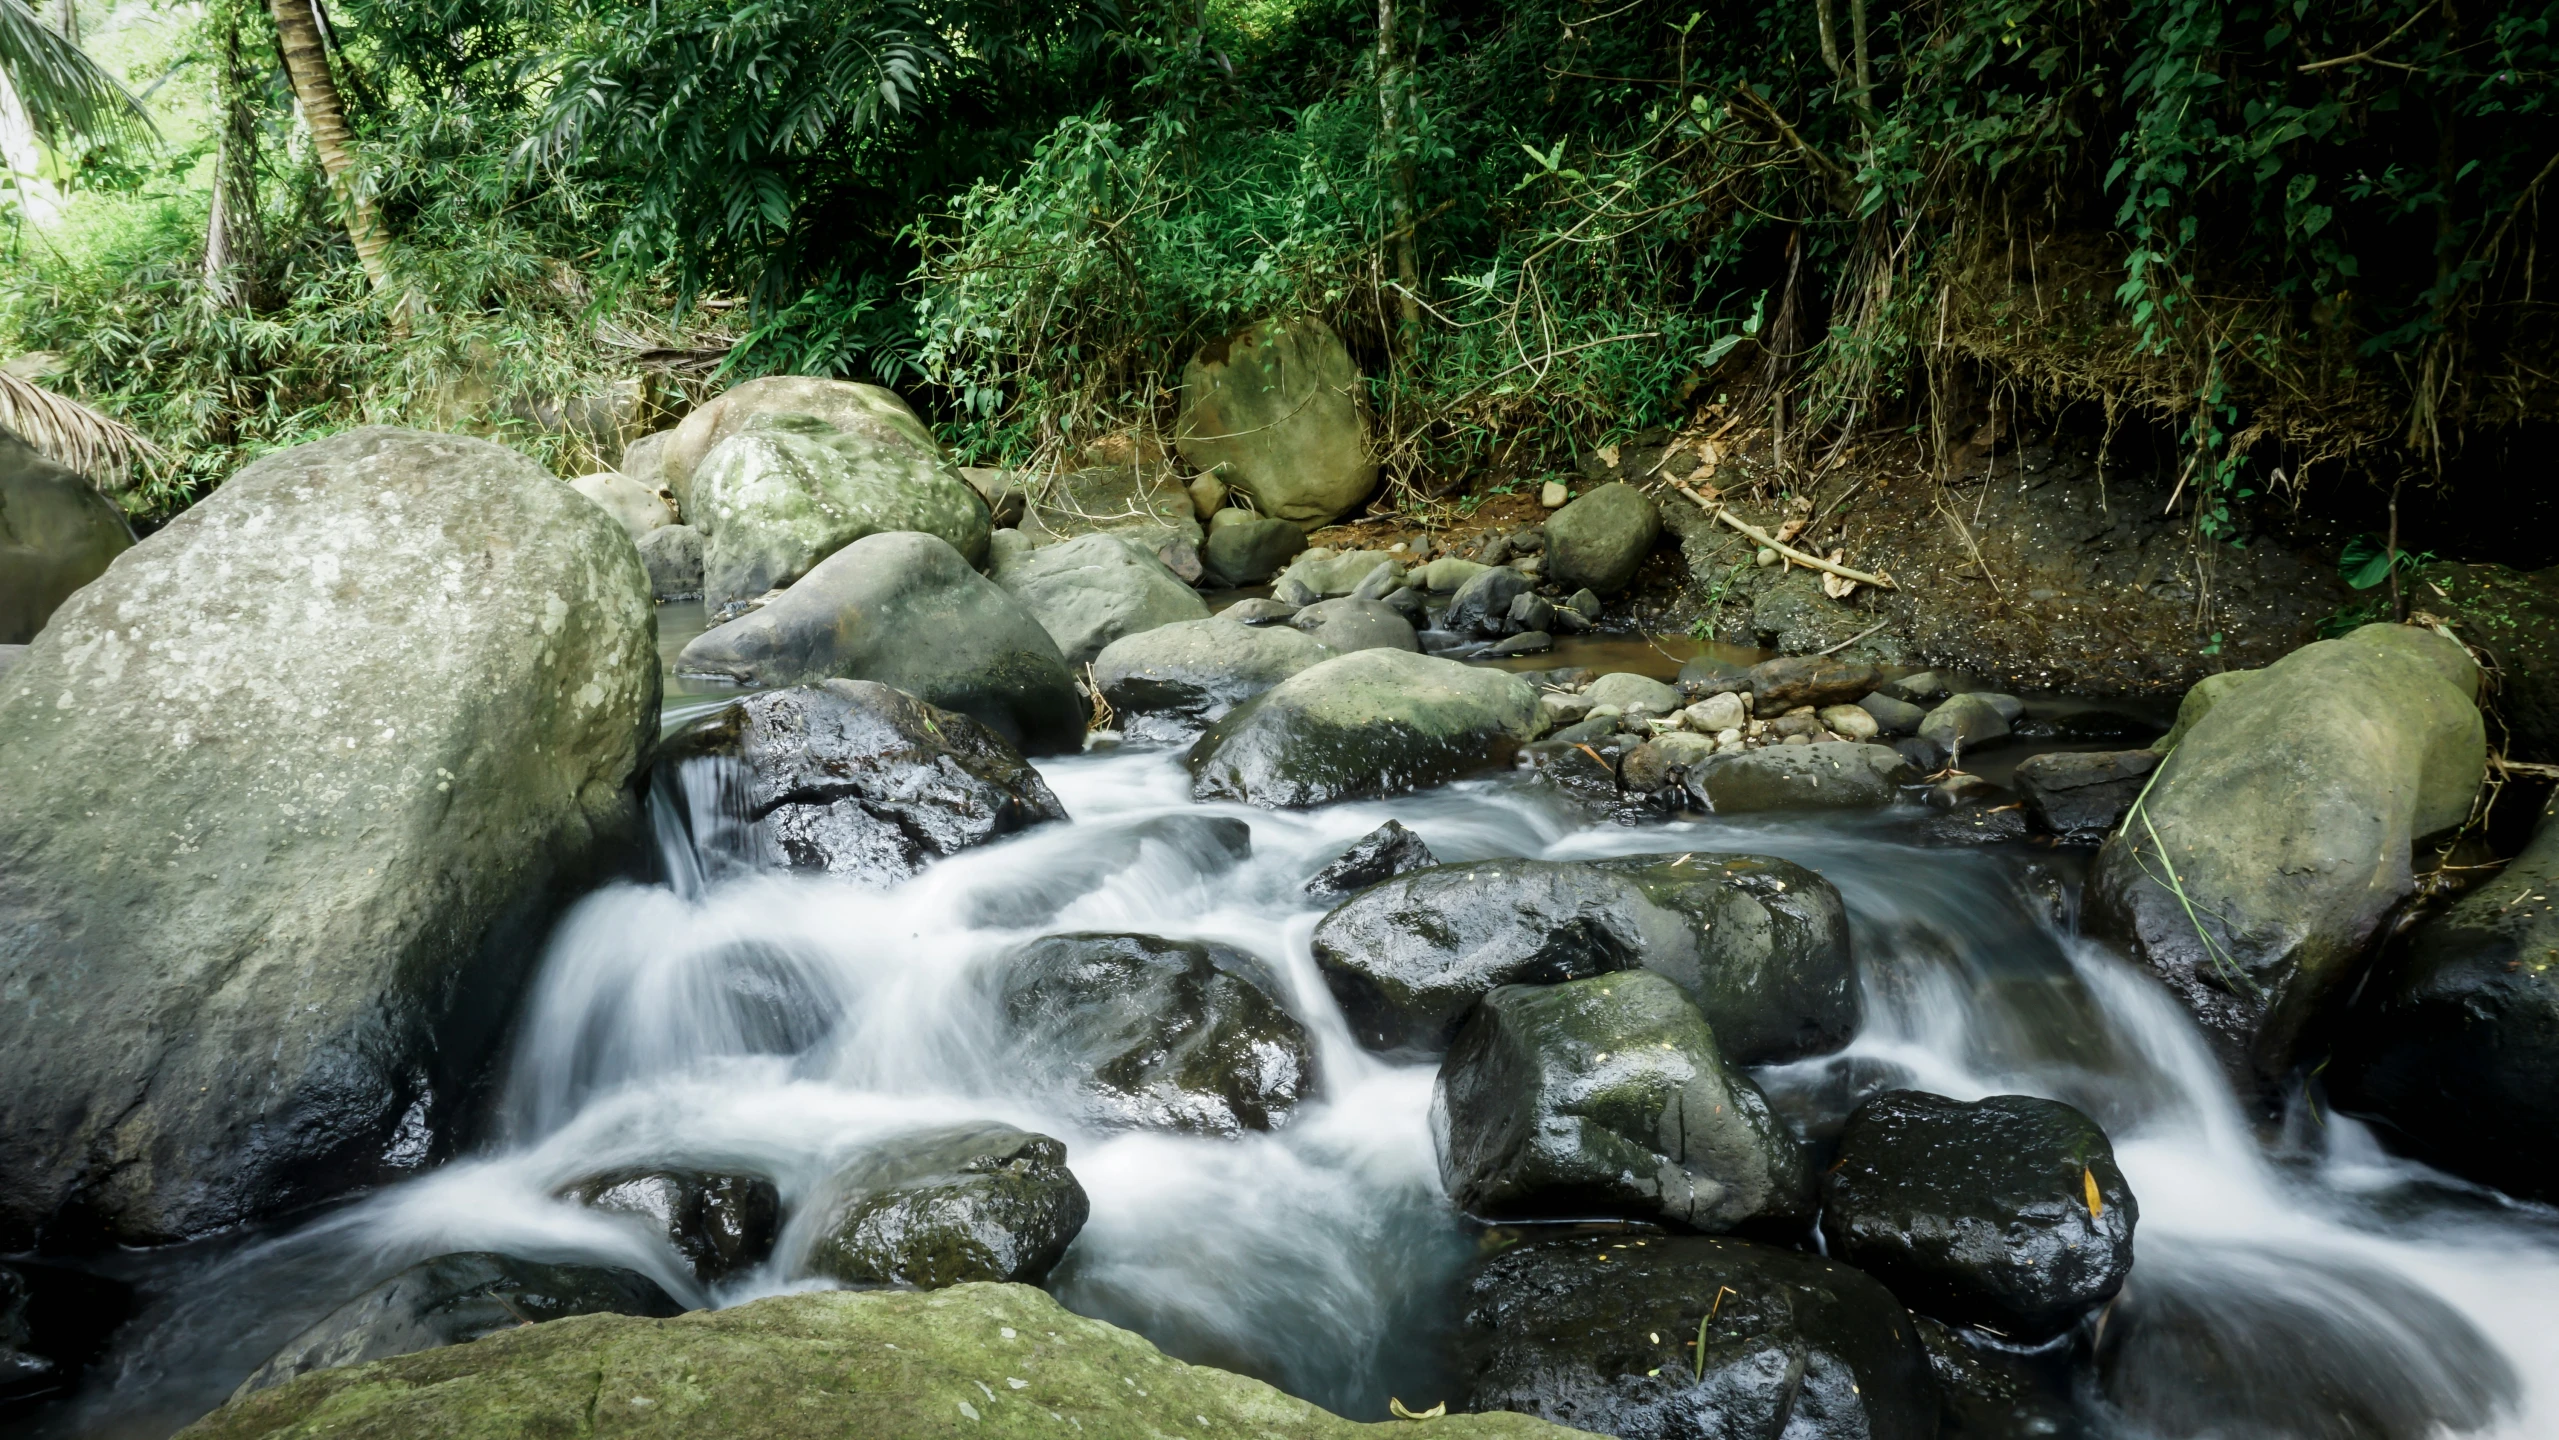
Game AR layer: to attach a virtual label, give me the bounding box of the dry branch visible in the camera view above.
[1666,476,1897,589]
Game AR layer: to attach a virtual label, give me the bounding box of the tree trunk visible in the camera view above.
[268,0,388,288]
[1376,0,1420,339]
[205,0,269,307]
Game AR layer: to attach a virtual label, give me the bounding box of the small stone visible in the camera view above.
[1507,592,1555,633]
[1306,820,1437,896]
[1539,480,1568,508]
[1185,473,1228,520]
[1818,704,1880,741]
[1217,596,1299,625]
[1756,547,1779,567]
[1567,588,1601,620]
[1349,561,1402,602]
[1858,691,1926,735]
[1481,630,1554,657]
[1272,574,1318,607]
[1889,671,1950,702]
[1584,672,1681,714]
[1686,693,1746,733]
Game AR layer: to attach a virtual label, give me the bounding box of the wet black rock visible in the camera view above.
[2333,790,2559,1202]
[1461,1235,1938,1440]
[1914,1315,2074,1440]
[0,1261,130,1414]
[1444,566,1533,636]
[1311,853,1856,1060]
[235,1252,682,1397]
[2096,1241,2518,1440]
[1305,819,1437,896]
[2013,749,2158,841]
[996,933,1315,1135]
[556,1168,782,1286]
[665,679,1066,884]
[1748,654,1880,711]
[1439,973,1811,1231]
[1820,1090,2136,1339]
[792,1124,1088,1288]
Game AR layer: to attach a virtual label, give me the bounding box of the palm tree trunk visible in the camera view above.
[1376,0,1419,340]
[267,0,387,288]
[204,0,267,307]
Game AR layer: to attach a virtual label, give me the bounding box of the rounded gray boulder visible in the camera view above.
[1541,482,1660,595]
[689,412,991,611]
[1090,617,1333,744]
[1185,648,1539,808]
[989,531,1211,666]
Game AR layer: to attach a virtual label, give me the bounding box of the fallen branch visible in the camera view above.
[1813,619,1892,656]
[2490,755,2559,781]
[1666,477,1896,589]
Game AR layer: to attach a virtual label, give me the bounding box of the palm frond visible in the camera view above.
[0,0,154,151]
[0,371,164,489]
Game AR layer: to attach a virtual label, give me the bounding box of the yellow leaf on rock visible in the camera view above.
[2083,1167,2104,1219]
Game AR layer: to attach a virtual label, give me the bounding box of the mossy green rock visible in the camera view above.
[2151,667,2262,753]
[1541,482,1660,596]
[1187,648,1539,808]
[178,1284,1591,1440]
[690,412,991,610]
[663,376,945,506]
[2087,623,2484,1086]
[790,1125,1088,1290]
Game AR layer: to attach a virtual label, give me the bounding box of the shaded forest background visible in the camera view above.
[4,0,2555,556]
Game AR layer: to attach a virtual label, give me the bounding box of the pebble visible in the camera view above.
[1541,480,1569,508]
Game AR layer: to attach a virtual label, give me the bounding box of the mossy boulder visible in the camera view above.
[787,1125,1088,1289]
[675,532,1086,755]
[1541,482,1660,596]
[989,531,1212,666]
[1186,648,1539,807]
[661,376,944,505]
[2087,624,2485,1085]
[178,1284,1589,1440]
[1311,853,1855,1060]
[1438,973,1811,1231]
[688,412,990,611]
[1175,318,1379,526]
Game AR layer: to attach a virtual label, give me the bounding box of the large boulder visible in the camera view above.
[1175,317,1378,526]
[569,471,674,541]
[1820,1090,2137,1339]
[662,680,1065,883]
[659,375,943,506]
[1438,973,1811,1231]
[1685,741,1915,812]
[995,932,1315,1136]
[988,531,1211,666]
[787,1124,1088,1289]
[2333,789,2559,1201]
[0,428,656,1248]
[688,412,989,611]
[556,1169,782,1286]
[1186,648,1539,807]
[1311,853,1855,1059]
[1542,482,1660,595]
[675,531,1085,754]
[177,1285,1583,1440]
[634,523,704,600]
[1089,617,1332,744]
[0,433,133,644]
[1461,1235,1939,1440]
[233,1252,682,1398]
[2087,624,2484,1085]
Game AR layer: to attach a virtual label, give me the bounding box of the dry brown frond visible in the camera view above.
[0,372,165,491]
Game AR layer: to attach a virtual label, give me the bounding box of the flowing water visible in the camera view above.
[20,630,2559,1440]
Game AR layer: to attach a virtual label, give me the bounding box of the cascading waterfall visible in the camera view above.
[35,742,2559,1440]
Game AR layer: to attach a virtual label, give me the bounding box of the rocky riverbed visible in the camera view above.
[5,386,2559,1440]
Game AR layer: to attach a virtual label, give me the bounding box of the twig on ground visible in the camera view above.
[1666,477,1897,589]
[1813,620,1892,656]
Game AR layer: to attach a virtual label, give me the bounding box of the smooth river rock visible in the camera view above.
[660,375,944,506]
[1199,514,1305,586]
[788,1124,1089,1289]
[996,932,1315,1135]
[1288,596,1419,653]
[688,411,990,611]
[988,530,1211,666]
[1462,1235,1938,1440]
[1820,1089,2137,1339]
[0,428,657,1248]
[1685,741,1916,812]
[1310,853,1856,1059]
[569,471,674,541]
[0,433,133,644]
[1088,616,1332,743]
[1438,973,1811,1231]
[1175,318,1379,526]
[1186,648,1540,807]
[177,1285,1585,1440]
[2087,624,2484,1085]
[676,531,1085,754]
[1541,482,1660,595]
[1304,818,1436,896]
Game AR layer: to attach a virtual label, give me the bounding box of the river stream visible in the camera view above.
[19,621,2559,1440]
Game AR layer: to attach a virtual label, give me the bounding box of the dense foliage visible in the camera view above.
[2,0,2552,524]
